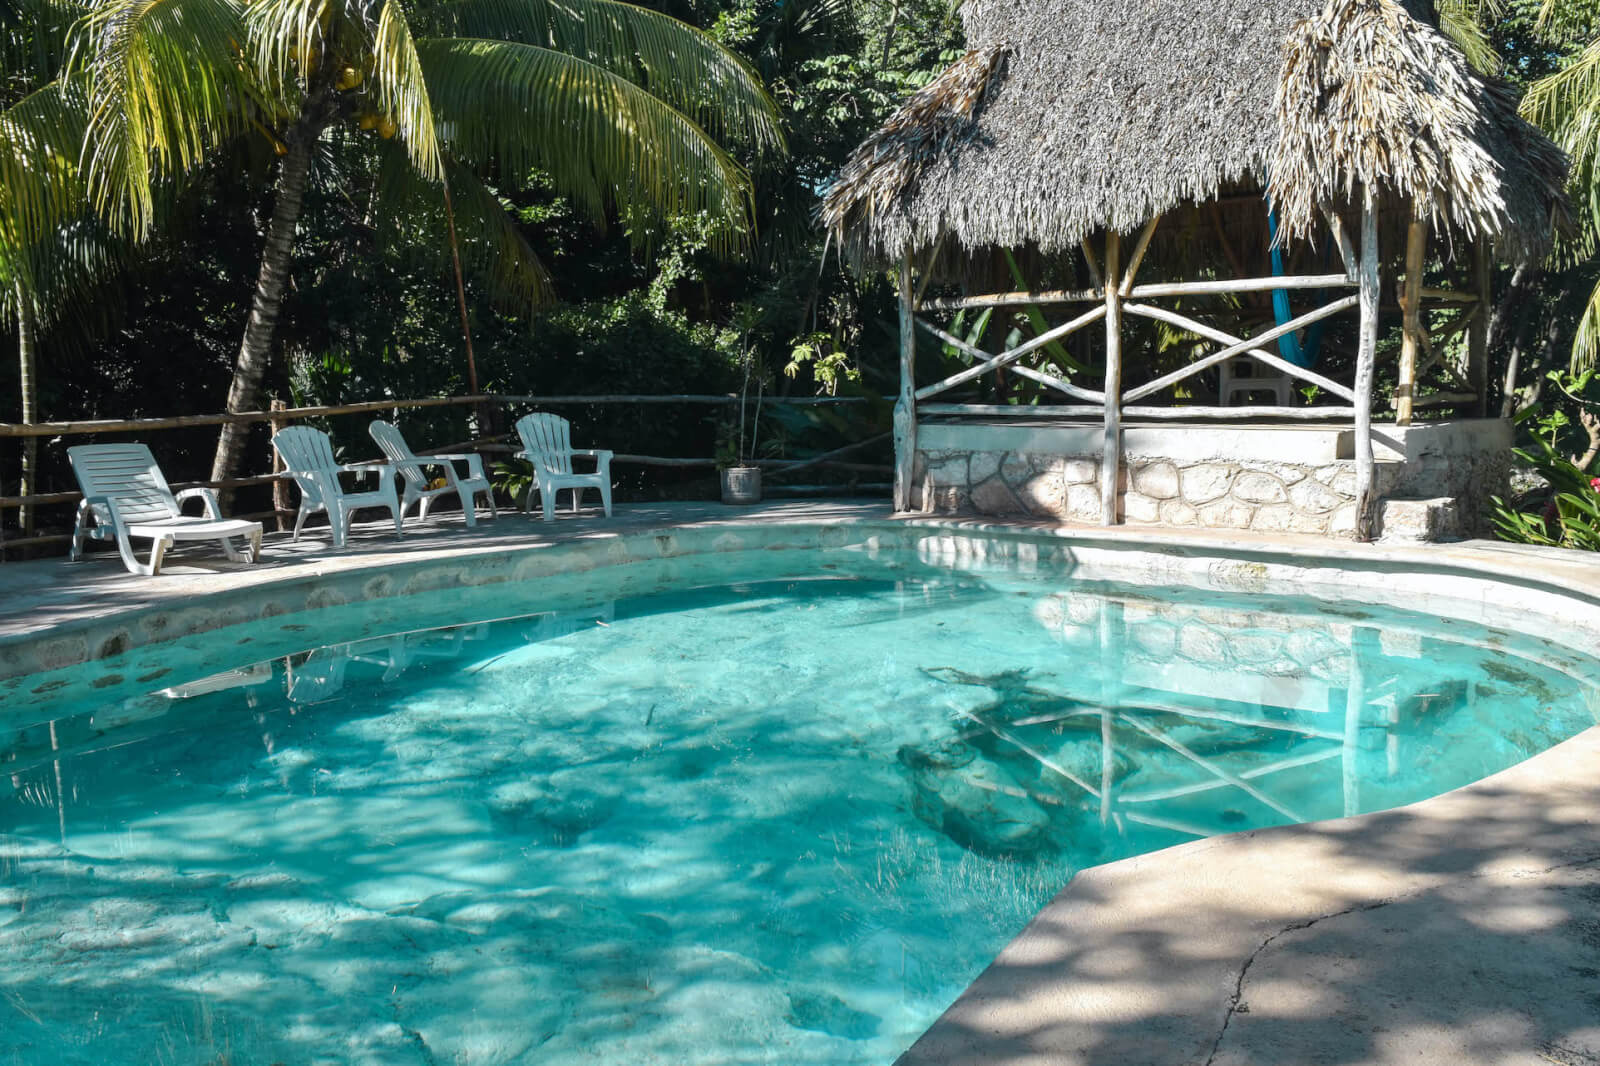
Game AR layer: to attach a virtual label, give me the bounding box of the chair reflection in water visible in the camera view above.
[285,605,616,704]
[287,624,492,704]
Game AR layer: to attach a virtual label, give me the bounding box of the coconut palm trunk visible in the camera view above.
[210,118,322,485]
[15,280,37,535]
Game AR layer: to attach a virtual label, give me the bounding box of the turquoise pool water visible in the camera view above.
[2,555,1598,1064]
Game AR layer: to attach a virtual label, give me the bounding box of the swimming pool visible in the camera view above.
[3,543,1598,1064]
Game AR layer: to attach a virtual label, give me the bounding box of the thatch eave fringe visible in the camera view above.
[821,0,1569,271]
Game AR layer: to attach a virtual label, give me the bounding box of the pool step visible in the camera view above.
[1376,496,1462,543]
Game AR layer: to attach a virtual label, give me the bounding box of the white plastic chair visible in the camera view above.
[272,425,402,548]
[513,413,614,521]
[67,443,263,576]
[368,420,496,528]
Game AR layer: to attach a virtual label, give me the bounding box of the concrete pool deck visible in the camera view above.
[4,500,1600,1065]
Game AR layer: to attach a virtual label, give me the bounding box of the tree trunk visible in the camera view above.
[210,120,321,486]
[16,281,37,536]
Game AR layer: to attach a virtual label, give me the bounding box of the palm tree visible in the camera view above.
[1521,1,1600,369]
[72,0,784,483]
[1,0,121,534]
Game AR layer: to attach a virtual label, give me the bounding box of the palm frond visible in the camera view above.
[77,0,258,235]
[1434,0,1505,75]
[440,160,551,309]
[243,0,326,97]
[416,37,755,248]
[371,0,441,179]
[419,0,782,153]
[0,78,89,255]
[369,136,550,308]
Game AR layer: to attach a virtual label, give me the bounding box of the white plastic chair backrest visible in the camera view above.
[68,443,180,524]
[515,413,575,475]
[273,425,345,505]
[369,420,427,484]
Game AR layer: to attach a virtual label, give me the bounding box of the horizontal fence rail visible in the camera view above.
[0,394,894,556]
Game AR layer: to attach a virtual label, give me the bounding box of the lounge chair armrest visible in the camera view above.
[429,453,489,479]
[174,486,223,518]
[335,461,386,476]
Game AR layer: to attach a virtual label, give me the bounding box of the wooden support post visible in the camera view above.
[894,257,918,513]
[1469,241,1491,417]
[1396,219,1427,426]
[1119,215,1162,296]
[1101,231,1123,526]
[1355,198,1380,541]
[1081,237,1104,291]
[269,399,291,532]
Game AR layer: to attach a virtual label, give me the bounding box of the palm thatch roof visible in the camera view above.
[821,0,1569,269]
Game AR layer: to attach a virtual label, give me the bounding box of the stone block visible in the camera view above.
[1066,484,1101,521]
[1160,499,1199,526]
[927,454,970,487]
[1289,477,1345,515]
[1377,497,1462,543]
[1001,453,1034,485]
[1132,462,1180,500]
[1329,503,1360,537]
[969,451,1002,485]
[1316,465,1358,496]
[1181,464,1235,504]
[1250,504,1297,532]
[1287,511,1331,535]
[1124,492,1161,523]
[1063,459,1098,484]
[1016,471,1066,517]
[1233,472,1288,504]
[971,476,1023,514]
[1197,499,1256,529]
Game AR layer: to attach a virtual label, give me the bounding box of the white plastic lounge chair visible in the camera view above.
[513,413,614,521]
[368,420,496,528]
[67,443,263,576]
[272,425,402,548]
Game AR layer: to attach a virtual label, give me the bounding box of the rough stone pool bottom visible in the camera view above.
[3,552,1599,1065]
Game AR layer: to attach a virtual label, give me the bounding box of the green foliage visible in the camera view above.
[1491,436,1600,549]
[784,331,859,395]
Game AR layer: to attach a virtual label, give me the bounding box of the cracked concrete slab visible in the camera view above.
[896,724,1600,1066]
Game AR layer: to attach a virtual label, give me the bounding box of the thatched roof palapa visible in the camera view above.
[821,0,1569,269]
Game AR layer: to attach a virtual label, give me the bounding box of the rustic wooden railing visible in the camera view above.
[892,200,1493,538]
[0,392,892,556]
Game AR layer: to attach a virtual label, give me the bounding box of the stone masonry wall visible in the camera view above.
[912,451,1393,538]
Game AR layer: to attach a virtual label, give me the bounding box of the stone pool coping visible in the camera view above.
[5,499,1600,1065]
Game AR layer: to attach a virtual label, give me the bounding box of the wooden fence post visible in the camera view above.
[1396,219,1426,426]
[1355,196,1380,541]
[894,256,918,513]
[1101,231,1123,526]
[269,399,291,532]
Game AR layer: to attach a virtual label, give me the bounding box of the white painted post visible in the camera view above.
[894,257,918,513]
[1396,219,1426,427]
[1355,198,1380,541]
[1101,232,1123,526]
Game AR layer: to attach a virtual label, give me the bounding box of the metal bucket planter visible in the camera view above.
[720,465,762,505]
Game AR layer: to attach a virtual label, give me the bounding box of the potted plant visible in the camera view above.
[719,341,764,505]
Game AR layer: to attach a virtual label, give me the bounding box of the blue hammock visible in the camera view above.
[1267,207,1327,369]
